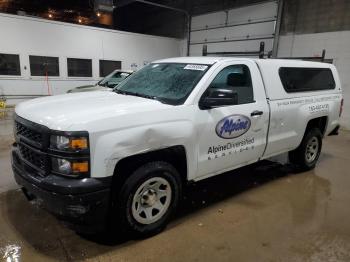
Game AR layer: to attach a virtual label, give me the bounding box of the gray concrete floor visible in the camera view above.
[0,110,17,193]
[1,114,350,261]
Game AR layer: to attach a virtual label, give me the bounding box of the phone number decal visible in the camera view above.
[309,104,329,113]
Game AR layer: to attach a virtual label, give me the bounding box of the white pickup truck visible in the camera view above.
[12,57,343,236]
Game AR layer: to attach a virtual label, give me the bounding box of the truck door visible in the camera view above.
[195,61,269,179]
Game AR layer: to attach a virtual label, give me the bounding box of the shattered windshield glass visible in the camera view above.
[114,63,210,105]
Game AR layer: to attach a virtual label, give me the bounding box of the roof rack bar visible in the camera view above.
[202,45,208,56]
[277,51,326,61]
[201,42,328,62]
[202,41,266,58]
[321,49,326,62]
[259,41,265,58]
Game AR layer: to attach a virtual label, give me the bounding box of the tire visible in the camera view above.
[112,161,182,238]
[289,128,323,171]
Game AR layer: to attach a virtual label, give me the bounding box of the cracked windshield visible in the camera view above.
[115,63,210,105]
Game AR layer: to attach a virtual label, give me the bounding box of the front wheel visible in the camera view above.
[289,128,323,171]
[113,161,182,237]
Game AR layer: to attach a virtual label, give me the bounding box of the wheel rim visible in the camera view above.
[131,176,172,225]
[305,136,319,163]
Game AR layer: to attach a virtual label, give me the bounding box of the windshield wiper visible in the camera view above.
[114,89,131,95]
[114,89,159,101]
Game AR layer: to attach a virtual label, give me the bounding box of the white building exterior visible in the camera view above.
[0,13,181,104]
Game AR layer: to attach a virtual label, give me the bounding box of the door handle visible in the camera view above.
[251,110,263,117]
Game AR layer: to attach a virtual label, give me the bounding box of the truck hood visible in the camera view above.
[15,91,171,130]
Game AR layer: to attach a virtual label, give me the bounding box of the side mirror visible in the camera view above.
[106,82,116,88]
[199,88,238,110]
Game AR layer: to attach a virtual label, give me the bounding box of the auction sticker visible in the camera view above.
[184,64,208,71]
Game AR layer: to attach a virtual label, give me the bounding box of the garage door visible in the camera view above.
[190,1,278,57]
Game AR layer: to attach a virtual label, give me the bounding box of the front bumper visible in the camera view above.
[12,146,112,233]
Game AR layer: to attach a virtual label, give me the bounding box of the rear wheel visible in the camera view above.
[289,128,322,171]
[113,161,182,237]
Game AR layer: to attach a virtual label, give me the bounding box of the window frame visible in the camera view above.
[67,57,93,78]
[0,53,21,77]
[99,59,122,77]
[29,55,60,77]
[279,67,336,93]
[199,63,255,107]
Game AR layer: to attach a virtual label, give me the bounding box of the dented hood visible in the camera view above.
[15,91,171,130]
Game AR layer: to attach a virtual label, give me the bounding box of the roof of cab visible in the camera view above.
[153,56,236,65]
[153,56,334,68]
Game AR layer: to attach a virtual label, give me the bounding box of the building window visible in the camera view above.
[99,60,122,77]
[0,53,21,76]
[67,58,92,77]
[29,55,59,76]
[279,67,335,93]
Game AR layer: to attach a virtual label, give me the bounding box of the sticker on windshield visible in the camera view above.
[184,64,208,71]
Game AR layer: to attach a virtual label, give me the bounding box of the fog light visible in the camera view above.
[72,162,89,173]
[67,205,88,215]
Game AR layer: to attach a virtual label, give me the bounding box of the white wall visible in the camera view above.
[0,13,181,103]
[278,31,350,130]
[189,1,278,56]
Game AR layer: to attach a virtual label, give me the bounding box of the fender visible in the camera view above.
[89,108,197,180]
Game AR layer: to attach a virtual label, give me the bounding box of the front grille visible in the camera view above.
[19,144,46,171]
[15,121,43,146]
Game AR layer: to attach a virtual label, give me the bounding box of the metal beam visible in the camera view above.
[272,0,284,58]
[134,0,189,16]
[115,0,136,8]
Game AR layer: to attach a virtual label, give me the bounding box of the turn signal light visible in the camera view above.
[72,162,89,173]
[70,138,88,149]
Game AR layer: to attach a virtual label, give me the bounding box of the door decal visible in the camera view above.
[215,114,251,139]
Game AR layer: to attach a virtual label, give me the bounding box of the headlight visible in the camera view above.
[50,135,88,151]
[51,157,89,176]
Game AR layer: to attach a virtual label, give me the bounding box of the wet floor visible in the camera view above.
[0,112,17,193]
[1,117,350,261]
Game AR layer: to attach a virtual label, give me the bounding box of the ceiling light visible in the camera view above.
[97,12,101,17]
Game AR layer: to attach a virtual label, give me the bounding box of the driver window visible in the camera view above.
[209,64,254,104]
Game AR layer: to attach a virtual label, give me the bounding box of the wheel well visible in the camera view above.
[305,116,328,136]
[112,146,188,191]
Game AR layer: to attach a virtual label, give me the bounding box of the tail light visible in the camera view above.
[340,98,344,117]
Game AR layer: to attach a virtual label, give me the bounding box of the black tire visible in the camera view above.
[112,161,182,238]
[289,128,323,171]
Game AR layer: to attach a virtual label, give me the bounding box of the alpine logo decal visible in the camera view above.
[215,114,251,139]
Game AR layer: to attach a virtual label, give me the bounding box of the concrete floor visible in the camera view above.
[1,115,350,261]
